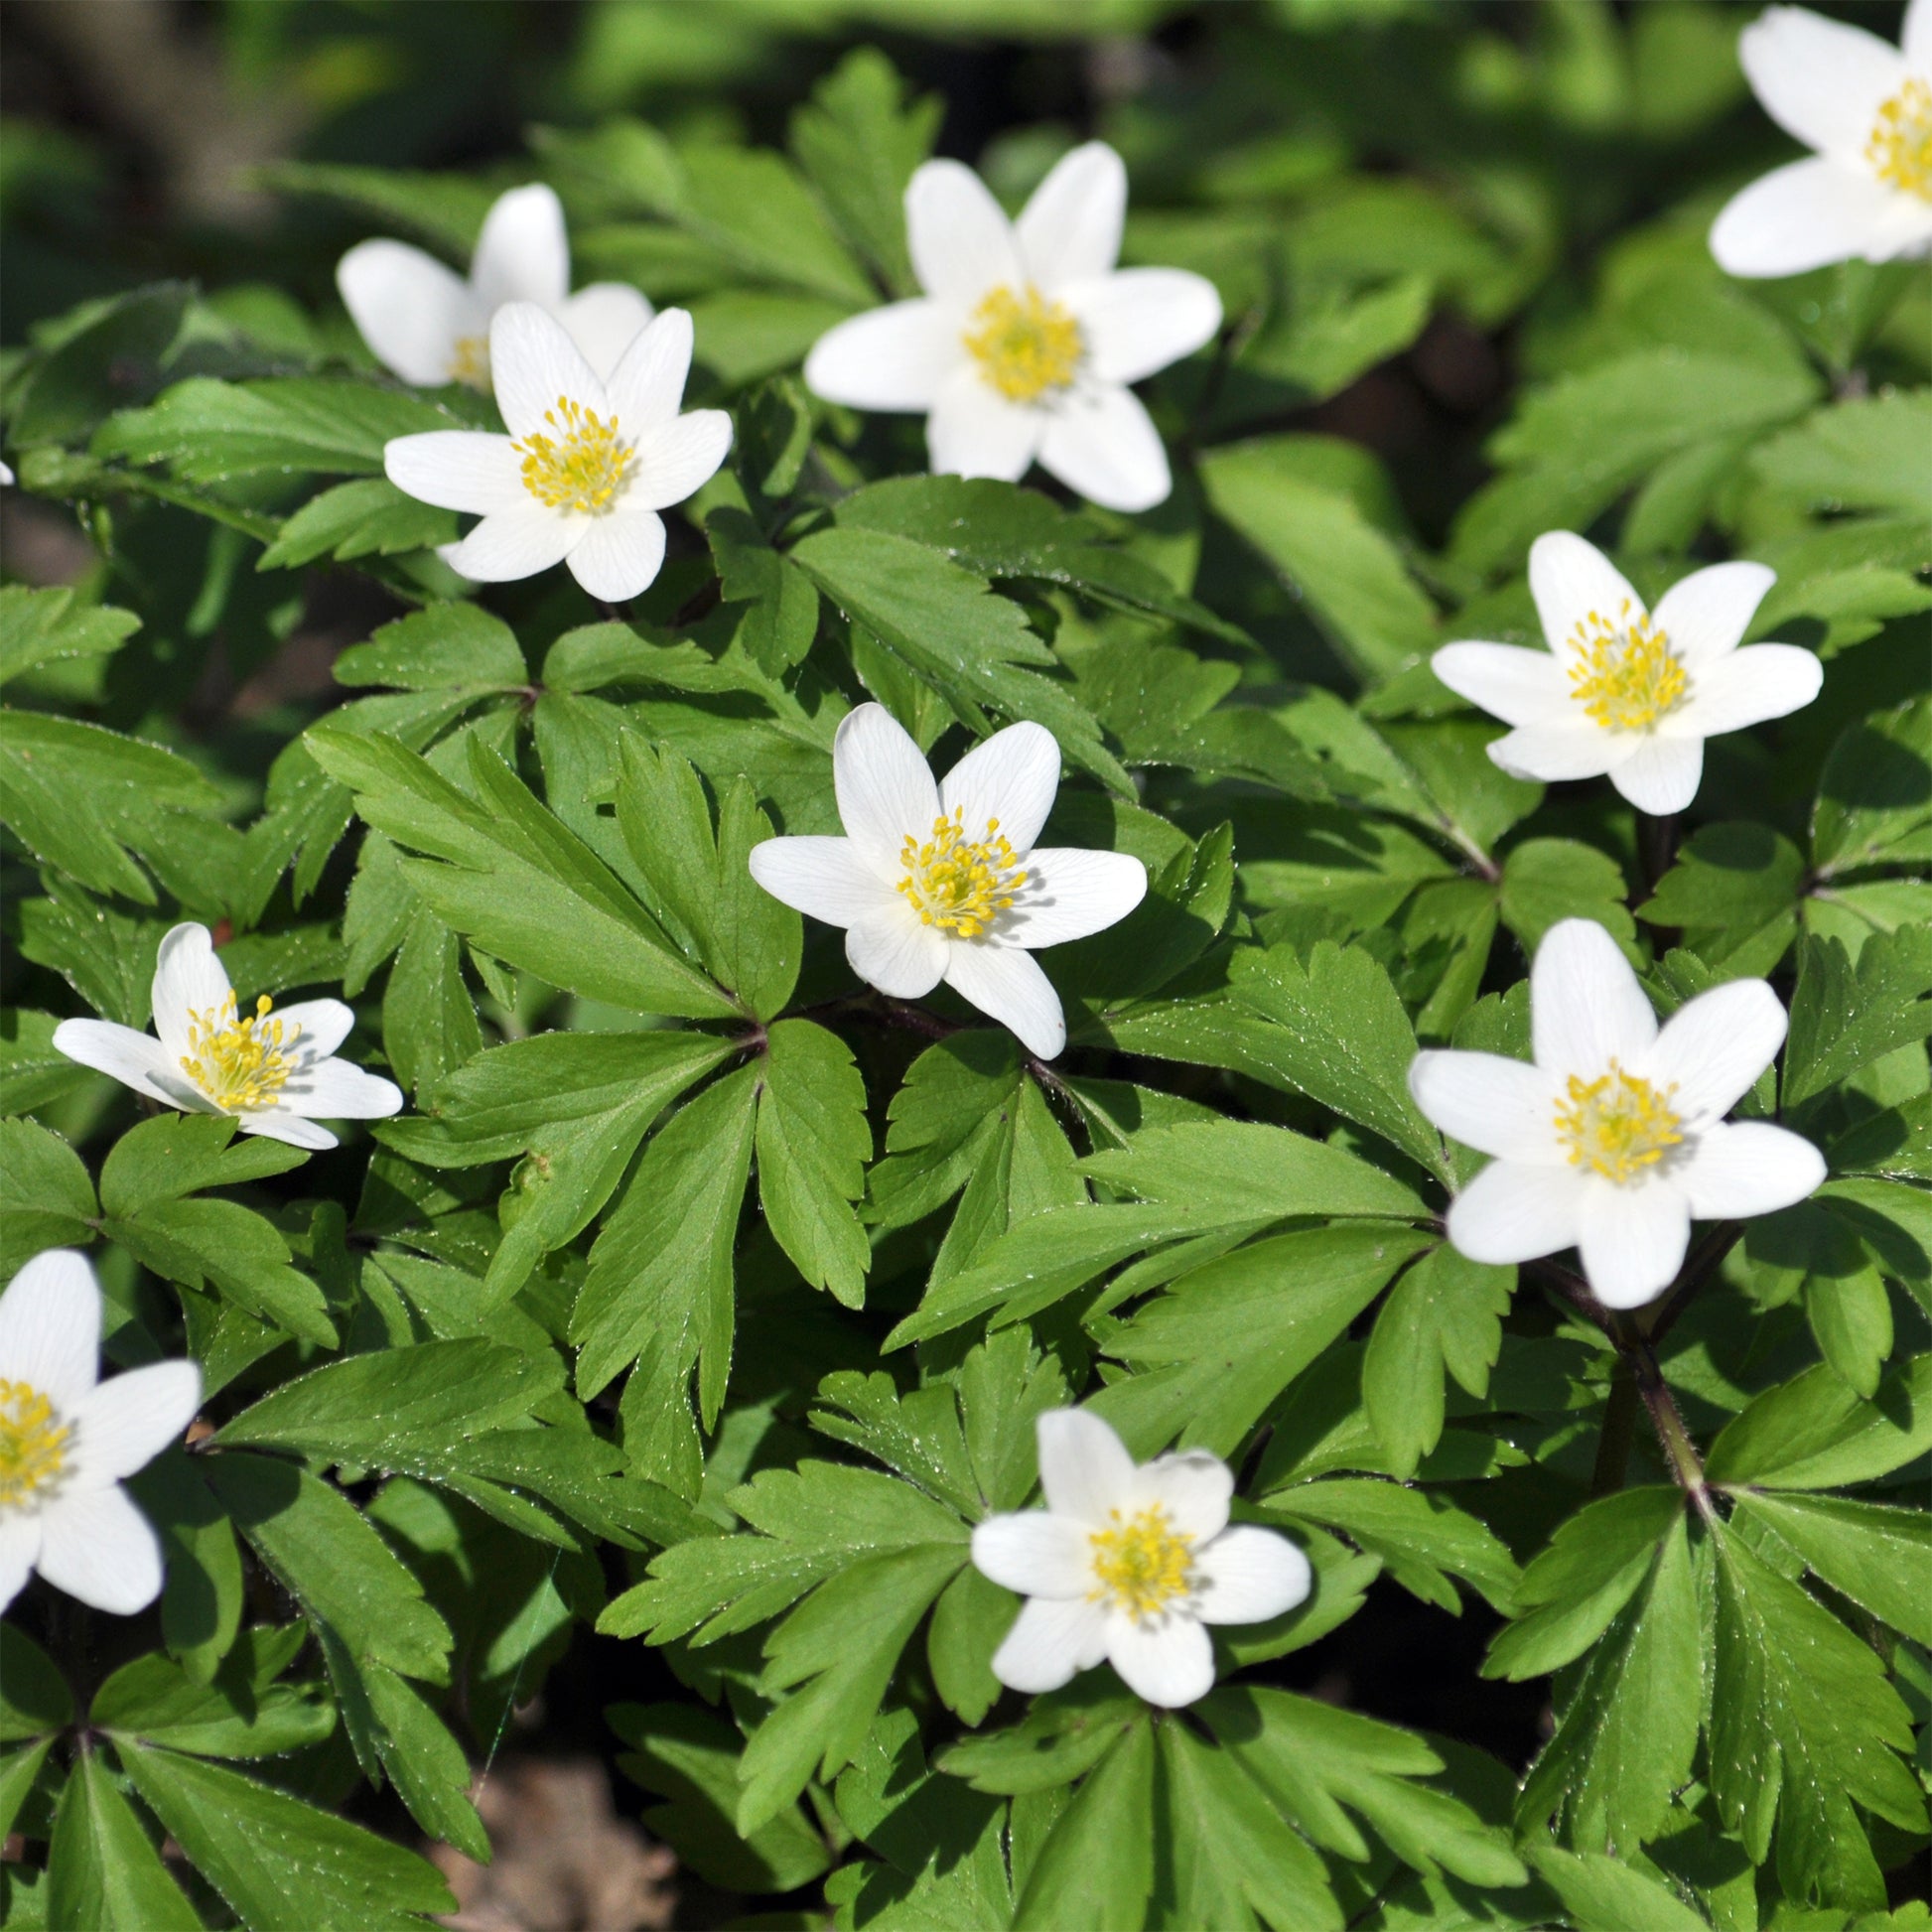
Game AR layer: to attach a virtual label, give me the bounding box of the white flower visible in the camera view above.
[0,461,13,485]
[971,1408,1311,1709]
[0,1249,201,1617]
[803,142,1221,514]
[746,704,1146,1059]
[1431,532,1821,816]
[1409,918,1826,1311]
[53,922,401,1153]
[1712,0,1932,277]
[338,182,653,389]
[383,303,731,602]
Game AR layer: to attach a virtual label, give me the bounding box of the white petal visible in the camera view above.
[1135,1449,1232,1545]
[0,1250,100,1407]
[1651,562,1776,669]
[35,1483,164,1615]
[943,944,1066,1059]
[1907,0,1932,71]
[1639,978,1787,1128]
[749,837,900,927]
[630,411,732,511]
[1105,1611,1214,1709]
[1073,269,1221,385]
[471,183,571,310]
[152,923,231,1060]
[940,719,1062,854]
[488,302,608,441]
[1036,383,1171,514]
[269,999,356,1063]
[846,914,947,1000]
[1017,142,1127,289]
[605,308,694,433]
[927,366,1041,483]
[337,240,482,386]
[1431,643,1574,729]
[1193,1525,1312,1626]
[991,1593,1109,1694]
[51,1020,197,1111]
[1738,7,1908,162]
[65,1362,201,1489]
[1005,850,1147,950]
[1528,531,1644,658]
[1487,722,1618,782]
[280,1057,404,1122]
[833,703,940,877]
[1711,157,1932,277]
[1408,1050,1565,1165]
[0,1512,41,1617]
[1532,918,1657,1075]
[1578,1178,1690,1311]
[804,301,960,411]
[565,509,668,602]
[443,506,578,584]
[383,431,526,514]
[971,1512,1095,1598]
[1674,645,1822,738]
[1036,1409,1136,1526]
[1676,1122,1826,1221]
[1606,735,1704,815]
[1447,1160,1589,1265]
[234,1112,338,1151]
[905,159,1024,306]
[556,282,655,382]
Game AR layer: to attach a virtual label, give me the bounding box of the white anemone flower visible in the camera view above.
[803,142,1222,514]
[1409,918,1826,1311]
[0,461,12,485]
[338,182,653,389]
[53,922,401,1153]
[746,704,1146,1059]
[383,303,731,602]
[1712,0,1932,277]
[0,1249,201,1617]
[971,1408,1311,1709]
[1432,532,1821,816]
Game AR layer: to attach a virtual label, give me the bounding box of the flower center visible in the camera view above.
[448,335,490,389]
[515,394,634,514]
[0,1379,70,1510]
[1089,1505,1197,1623]
[1566,603,1690,733]
[181,991,301,1112]
[1554,1060,1684,1184]
[1867,76,1932,201]
[897,810,1029,938]
[963,284,1084,403]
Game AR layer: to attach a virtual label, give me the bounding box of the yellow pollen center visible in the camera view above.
[1867,76,1932,201]
[1567,602,1690,732]
[1089,1505,1197,1622]
[897,810,1028,938]
[515,394,634,514]
[448,335,490,389]
[181,991,301,1112]
[964,284,1084,402]
[1554,1060,1684,1184]
[0,1380,70,1509]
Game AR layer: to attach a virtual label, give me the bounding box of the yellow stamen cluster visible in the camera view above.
[1554,1061,1684,1185]
[181,991,300,1112]
[0,1379,70,1509]
[448,335,491,389]
[963,284,1084,402]
[1088,1504,1197,1622]
[897,810,1028,938]
[515,394,634,514]
[1867,76,1932,201]
[1567,602,1690,733]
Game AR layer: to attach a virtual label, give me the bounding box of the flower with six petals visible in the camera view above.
[1409,918,1826,1311]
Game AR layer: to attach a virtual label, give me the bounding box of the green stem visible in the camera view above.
[1632,1339,1715,1522]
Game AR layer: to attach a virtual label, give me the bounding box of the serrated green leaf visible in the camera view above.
[1730,1492,1932,1647]
[0,586,140,687]
[1012,1717,1156,1932]
[756,1019,871,1307]
[1363,1245,1512,1475]
[48,1749,202,1932]
[1707,1355,1932,1490]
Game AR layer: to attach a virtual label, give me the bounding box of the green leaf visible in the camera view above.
[1638,822,1806,974]
[1783,928,1932,1112]
[1525,1846,1714,1932]
[381,906,480,1099]
[48,1749,202,1932]
[708,508,821,673]
[1012,1718,1156,1932]
[257,479,457,570]
[0,1009,95,1116]
[0,1625,74,1742]
[0,585,140,687]
[0,1740,52,1844]
[8,282,195,448]
[1753,392,1932,519]
[90,1644,333,1759]
[99,1114,310,1217]
[252,161,494,253]
[1729,1492,1932,1646]
[332,602,529,694]
[1813,696,1932,879]
[1707,1355,1932,1489]
[125,1449,244,1684]
[0,1116,97,1275]
[756,1019,871,1307]
[1499,838,1637,959]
